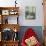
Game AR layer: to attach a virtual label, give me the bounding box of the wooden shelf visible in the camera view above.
[0,7,19,10]
[0,24,20,32]
[2,40,19,42]
[0,7,20,46]
[0,40,19,46]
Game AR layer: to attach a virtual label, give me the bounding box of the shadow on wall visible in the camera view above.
[18,26,43,44]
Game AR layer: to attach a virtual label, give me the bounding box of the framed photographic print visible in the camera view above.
[25,6,36,20]
[2,10,9,15]
[8,16,18,24]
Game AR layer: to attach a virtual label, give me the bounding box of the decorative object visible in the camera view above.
[9,10,18,15]
[1,28,19,41]
[14,28,17,32]
[2,28,13,41]
[8,16,18,24]
[2,10,9,15]
[25,6,36,20]
[2,16,8,24]
[13,28,18,41]
[21,28,41,46]
[5,18,8,24]
[25,36,38,46]
[13,32,18,41]
[15,0,17,7]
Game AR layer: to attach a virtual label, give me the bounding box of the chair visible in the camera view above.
[21,28,41,46]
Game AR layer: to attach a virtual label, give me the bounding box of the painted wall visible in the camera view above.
[0,0,44,26]
[18,0,44,26]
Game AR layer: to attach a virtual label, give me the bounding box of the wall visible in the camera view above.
[18,0,44,26]
[0,0,44,26]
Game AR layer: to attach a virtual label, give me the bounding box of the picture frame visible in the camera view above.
[25,6,36,20]
[2,10,9,15]
[8,16,18,24]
